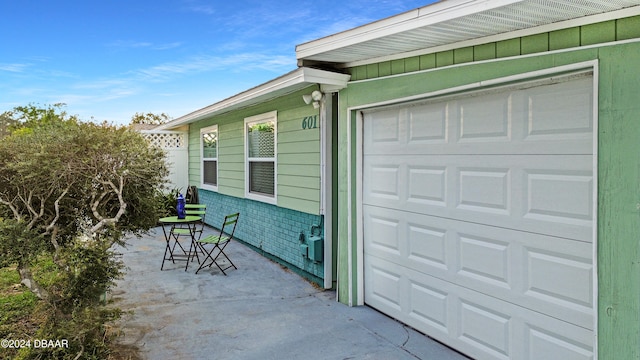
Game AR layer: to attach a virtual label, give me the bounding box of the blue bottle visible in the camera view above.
[176,193,186,219]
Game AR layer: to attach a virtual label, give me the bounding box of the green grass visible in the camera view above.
[0,262,139,359]
[0,266,41,359]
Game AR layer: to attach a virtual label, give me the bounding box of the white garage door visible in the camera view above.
[362,74,595,360]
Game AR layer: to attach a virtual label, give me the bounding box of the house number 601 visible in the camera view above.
[302,115,318,130]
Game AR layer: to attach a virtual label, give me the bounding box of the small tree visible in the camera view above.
[0,104,169,358]
[0,111,17,139]
[130,112,171,126]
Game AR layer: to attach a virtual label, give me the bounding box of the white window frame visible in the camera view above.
[244,111,277,204]
[200,124,219,191]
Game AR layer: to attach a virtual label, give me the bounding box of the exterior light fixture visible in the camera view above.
[303,90,324,109]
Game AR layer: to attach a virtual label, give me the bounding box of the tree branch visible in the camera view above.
[0,196,21,220]
[45,187,70,234]
[90,176,127,234]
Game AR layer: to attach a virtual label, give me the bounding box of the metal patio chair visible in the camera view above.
[195,212,239,275]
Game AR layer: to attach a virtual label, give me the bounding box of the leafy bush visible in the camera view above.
[0,104,169,359]
[157,188,182,217]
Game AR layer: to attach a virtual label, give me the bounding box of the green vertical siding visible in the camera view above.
[596,42,640,360]
[521,32,549,54]
[473,43,496,61]
[435,50,454,67]
[338,38,640,359]
[391,59,405,74]
[549,27,580,50]
[188,86,322,215]
[453,46,474,63]
[582,20,616,45]
[617,15,640,40]
[419,53,436,70]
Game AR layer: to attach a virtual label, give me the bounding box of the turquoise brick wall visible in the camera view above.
[198,189,324,282]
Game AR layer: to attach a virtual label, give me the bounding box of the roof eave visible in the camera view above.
[338,5,640,68]
[295,0,524,61]
[296,0,640,66]
[157,67,350,130]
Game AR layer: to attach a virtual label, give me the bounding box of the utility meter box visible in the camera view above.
[307,235,323,263]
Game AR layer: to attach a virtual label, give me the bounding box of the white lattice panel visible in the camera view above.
[142,132,186,149]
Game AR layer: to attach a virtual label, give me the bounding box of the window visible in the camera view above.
[245,111,276,203]
[201,125,218,191]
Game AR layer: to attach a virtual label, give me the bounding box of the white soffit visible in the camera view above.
[296,0,640,66]
[157,67,350,130]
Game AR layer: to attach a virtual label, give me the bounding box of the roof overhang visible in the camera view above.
[296,0,640,67]
[157,67,350,130]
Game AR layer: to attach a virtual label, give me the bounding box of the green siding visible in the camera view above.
[549,28,580,50]
[473,43,496,61]
[496,38,521,57]
[391,59,405,74]
[419,53,436,70]
[596,42,640,360]
[521,32,549,54]
[436,50,454,67]
[404,56,420,73]
[582,20,616,45]
[366,63,379,78]
[188,86,322,214]
[338,35,640,359]
[379,61,392,77]
[453,46,474,64]
[617,15,640,40]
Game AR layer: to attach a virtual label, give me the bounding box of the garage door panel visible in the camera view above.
[524,77,593,140]
[458,233,511,288]
[366,107,403,145]
[407,222,448,270]
[363,77,593,156]
[524,248,593,310]
[458,298,512,359]
[407,165,447,206]
[363,154,593,242]
[368,264,403,312]
[524,170,593,224]
[367,214,401,256]
[457,167,511,215]
[365,256,594,360]
[364,139,593,156]
[408,103,449,143]
[363,75,594,360]
[409,280,450,333]
[363,205,593,329]
[525,325,594,360]
[457,93,511,142]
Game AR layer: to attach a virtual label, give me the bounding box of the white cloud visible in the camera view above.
[133,53,295,81]
[187,5,215,15]
[107,40,182,50]
[0,63,30,73]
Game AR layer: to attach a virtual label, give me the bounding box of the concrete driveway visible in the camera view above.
[112,227,470,360]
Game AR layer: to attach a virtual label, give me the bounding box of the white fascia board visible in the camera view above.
[295,0,523,60]
[157,67,350,130]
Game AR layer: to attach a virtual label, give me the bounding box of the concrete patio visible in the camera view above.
[111,226,470,360]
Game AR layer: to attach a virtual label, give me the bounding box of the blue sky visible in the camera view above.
[1,0,434,125]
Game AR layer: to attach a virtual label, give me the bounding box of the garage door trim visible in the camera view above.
[346,60,598,358]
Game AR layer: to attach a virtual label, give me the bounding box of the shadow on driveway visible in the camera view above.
[112,227,471,360]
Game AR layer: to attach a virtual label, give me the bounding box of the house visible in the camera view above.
[158,1,640,359]
[157,68,350,287]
